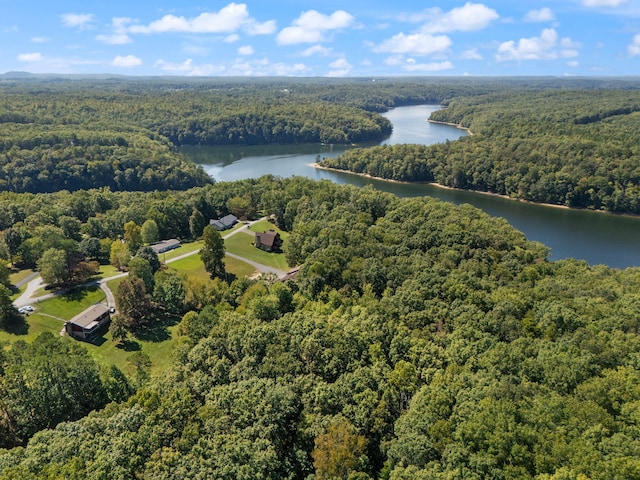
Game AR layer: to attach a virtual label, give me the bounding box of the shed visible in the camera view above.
[65,304,111,340]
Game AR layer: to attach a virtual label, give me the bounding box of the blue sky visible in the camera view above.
[2,1,640,76]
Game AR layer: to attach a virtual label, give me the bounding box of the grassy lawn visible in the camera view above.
[81,323,180,378]
[0,313,62,343]
[168,250,257,280]
[168,254,209,278]
[35,285,106,320]
[96,264,121,279]
[248,219,290,239]
[160,240,203,262]
[9,268,35,286]
[224,233,289,271]
[224,255,257,278]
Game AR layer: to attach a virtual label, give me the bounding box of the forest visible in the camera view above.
[0,174,640,479]
[0,77,640,479]
[320,88,640,214]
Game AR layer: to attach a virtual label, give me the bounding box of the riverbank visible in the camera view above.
[312,162,640,218]
[427,119,474,136]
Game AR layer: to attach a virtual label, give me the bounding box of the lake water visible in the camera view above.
[183,105,640,269]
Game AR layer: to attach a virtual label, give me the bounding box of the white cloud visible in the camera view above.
[384,55,453,72]
[60,13,94,29]
[327,57,352,76]
[154,57,309,76]
[238,45,254,55]
[418,3,499,34]
[496,28,580,61]
[30,37,51,43]
[155,58,225,75]
[111,55,142,67]
[524,8,555,22]
[460,48,483,60]
[15,53,102,73]
[581,0,628,6]
[17,52,43,62]
[244,19,277,35]
[130,3,274,36]
[567,60,579,67]
[97,33,132,45]
[225,34,240,43]
[97,17,132,45]
[374,33,452,56]
[277,10,354,45]
[299,45,333,57]
[628,34,640,56]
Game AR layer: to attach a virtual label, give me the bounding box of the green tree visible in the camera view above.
[189,209,206,239]
[78,237,101,261]
[109,314,129,346]
[153,269,186,315]
[0,284,18,328]
[123,221,143,254]
[109,240,131,271]
[312,420,369,480]
[135,246,161,273]
[140,219,159,245]
[115,276,153,330]
[37,248,69,285]
[200,225,226,280]
[128,257,154,293]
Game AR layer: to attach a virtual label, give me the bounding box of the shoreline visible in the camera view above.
[427,119,474,136]
[313,163,640,218]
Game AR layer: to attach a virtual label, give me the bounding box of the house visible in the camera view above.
[210,214,238,231]
[255,230,282,252]
[150,239,181,254]
[64,303,111,340]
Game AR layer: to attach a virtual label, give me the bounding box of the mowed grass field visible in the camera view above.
[224,231,290,271]
[3,228,287,377]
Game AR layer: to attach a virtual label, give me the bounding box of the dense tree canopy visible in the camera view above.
[0,175,639,479]
[2,77,640,478]
[321,89,640,214]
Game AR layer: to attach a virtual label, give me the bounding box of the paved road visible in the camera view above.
[13,217,289,308]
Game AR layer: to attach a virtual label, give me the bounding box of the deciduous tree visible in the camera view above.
[200,225,226,280]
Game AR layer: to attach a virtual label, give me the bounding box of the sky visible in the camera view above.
[2,1,640,77]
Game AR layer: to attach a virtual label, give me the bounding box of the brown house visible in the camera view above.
[255,230,282,252]
[64,304,111,340]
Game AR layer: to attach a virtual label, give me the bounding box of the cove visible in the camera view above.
[182,105,640,269]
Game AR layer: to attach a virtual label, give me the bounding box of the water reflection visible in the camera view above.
[182,105,640,268]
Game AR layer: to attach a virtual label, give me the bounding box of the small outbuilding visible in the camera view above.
[150,239,181,254]
[255,230,282,252]
[210,214,238,231]
[65,304,111,340]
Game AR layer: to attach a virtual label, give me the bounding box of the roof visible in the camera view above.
[69,304,110,328]
[256,230,280,248]
[210,214,238,230]
[150,239,181,253]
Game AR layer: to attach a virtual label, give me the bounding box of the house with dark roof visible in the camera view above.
[150,239,181,254]
[64,304,111,340]
[210,214,238,231]
[254,230,282,252]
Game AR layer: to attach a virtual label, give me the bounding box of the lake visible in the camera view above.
[182,105,640,269]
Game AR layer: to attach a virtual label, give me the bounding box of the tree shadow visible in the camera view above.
[133,323,171,342]
[116,339,141,351]
[132,313,180,343]
[61,284,100,302]
[3,313,29,335]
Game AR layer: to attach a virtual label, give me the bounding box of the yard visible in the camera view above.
[224,231,290,271]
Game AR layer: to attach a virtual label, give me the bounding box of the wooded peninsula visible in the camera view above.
[0,76,639,480]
